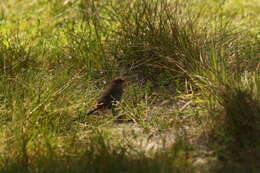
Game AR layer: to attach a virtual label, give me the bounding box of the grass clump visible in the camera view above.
[106,0,201,82]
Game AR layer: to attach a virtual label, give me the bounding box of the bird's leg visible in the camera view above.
[111,100,118,116]
[112,106,116,116]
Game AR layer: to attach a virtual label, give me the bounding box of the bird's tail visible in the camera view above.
[86,107,99,115]
[86,104,105,115]
[73,105,105,121]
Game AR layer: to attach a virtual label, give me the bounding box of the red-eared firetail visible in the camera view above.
[87,78,127,115]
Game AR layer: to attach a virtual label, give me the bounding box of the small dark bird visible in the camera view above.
[87,78,127,115]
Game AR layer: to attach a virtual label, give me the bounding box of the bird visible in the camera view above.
[86,78,127,115]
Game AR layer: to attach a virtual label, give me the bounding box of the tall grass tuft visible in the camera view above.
[107,0,201,81]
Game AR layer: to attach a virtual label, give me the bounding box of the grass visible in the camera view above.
[0,0,260,172]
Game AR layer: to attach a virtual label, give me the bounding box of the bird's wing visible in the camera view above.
[97,87,113,104]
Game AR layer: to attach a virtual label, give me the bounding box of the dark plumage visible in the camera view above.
[87,78,127,115]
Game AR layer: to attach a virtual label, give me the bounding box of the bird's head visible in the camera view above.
[112,78,127,85]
